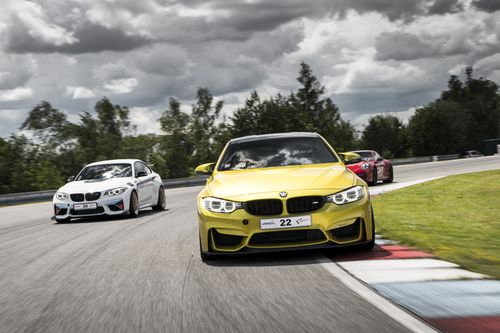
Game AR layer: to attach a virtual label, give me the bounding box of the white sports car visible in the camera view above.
[52,159,166,223]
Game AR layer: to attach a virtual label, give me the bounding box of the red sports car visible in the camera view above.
[343,150,393,186]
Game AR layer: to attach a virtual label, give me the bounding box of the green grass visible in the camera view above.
[372,169,500,278]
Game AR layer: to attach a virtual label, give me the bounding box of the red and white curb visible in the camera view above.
[331,239,500,333]
[323,179,500,333]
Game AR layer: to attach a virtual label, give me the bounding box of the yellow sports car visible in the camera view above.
[195,132,375,260]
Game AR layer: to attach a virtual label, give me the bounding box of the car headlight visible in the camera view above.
[326,186,365,205]
[361,163,370,170]
[104,187,127,196]
[203,197,242,213]
[55,192,69,200]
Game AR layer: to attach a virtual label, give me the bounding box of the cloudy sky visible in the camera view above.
[1,0,500,137]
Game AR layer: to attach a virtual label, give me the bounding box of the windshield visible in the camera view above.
[219,137,338,171]
[76,163,132,180]
[353,151,374,161]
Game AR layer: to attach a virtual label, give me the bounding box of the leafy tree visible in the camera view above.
[0,135,47,193]
[231,62,356,151]
[231,91,262,137]
[94,97,135,160]
[441,68,500,149]
[407,100,468,155]
[159,98,193,177]
[189,88,223,165]
[362,115,406,158]
[20,101,70,147]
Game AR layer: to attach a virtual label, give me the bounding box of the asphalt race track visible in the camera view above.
[1,156,499,333]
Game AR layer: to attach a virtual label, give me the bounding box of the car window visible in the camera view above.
[219,137,338,171]
[143,163,152,174]
[134,162,151,176]
[353,151,374,161]
[76,164,132,180]
[134,162,144,176]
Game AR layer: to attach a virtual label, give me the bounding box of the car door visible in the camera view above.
[374,152,386,179]
[134,162,155,207]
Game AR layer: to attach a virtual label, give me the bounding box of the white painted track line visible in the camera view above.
[317,256,439,333]
[369,177,442,195]
[342,267,486,284]
[339,259,459,271]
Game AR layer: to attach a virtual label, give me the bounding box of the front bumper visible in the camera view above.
[353,170,368,180]
[53,193,131,220]
[198,195,373,254]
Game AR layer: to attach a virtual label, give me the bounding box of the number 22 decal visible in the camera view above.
[280,218,292,226]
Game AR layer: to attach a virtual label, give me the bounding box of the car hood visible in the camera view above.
[207,163,356,200]
[57,177,135,193]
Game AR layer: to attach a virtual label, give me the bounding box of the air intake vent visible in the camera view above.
[249,229,326,246]
[70,207,105,215]
[212,230,243,248]
[331,219,361,240]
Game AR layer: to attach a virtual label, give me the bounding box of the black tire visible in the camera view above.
[368,168,378,186]
[152,187,166,211]
[383,166,394,183]
[358,208,375,251]
[54,217,71,223]
[129,191,139,218]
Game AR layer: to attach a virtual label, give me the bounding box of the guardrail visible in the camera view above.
[391,154,459,165]
[0,176,209,206]
[0,154,462,206]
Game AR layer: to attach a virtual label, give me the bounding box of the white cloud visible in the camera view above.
[104,78,138,94]
[66,86,96,99]
[327,55,426,94]
[129,107,161,134]
[0,55,37,89]
[0,0,499,136]
[12,1,77,46]
[0,87,33,102]
[475,53,500,72]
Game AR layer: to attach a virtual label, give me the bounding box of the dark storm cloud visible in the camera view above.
[212,1,327,31]
[428,0,464,15]
[0,0,497,137]
[6,22,152,54]
[472,0,500,13]
[375,31,469,61]
[330,0,463,21]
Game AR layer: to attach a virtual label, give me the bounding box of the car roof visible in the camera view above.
[230,132,321,144]
[86,159,144,166]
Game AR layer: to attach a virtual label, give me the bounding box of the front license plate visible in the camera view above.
[73,203,97,210]
[260,215,312,230]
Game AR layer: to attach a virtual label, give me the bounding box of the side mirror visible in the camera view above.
[136,171,147,178]
[195,162,215,176]
[340,152,362,165]
[377,157,383,162]
[67,175,75,182]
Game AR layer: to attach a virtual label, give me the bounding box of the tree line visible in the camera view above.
[1,63,499,194]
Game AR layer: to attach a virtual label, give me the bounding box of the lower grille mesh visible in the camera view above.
[249,229,326,246]
[70,207,105,216]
